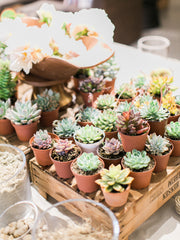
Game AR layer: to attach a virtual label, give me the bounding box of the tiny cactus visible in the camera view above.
[0,99,11,119]
[32,130,53,149]
[102,138,123,155]
[77,152,101,172]
[96,94,117,110]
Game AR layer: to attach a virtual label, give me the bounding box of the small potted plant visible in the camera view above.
[29,129,59,166]
[74,125,104,154]
[96,164,134,207]
[0,99,14,135]
[75,107,100,127]
[165,121,180,156]
[73,68,92,90]
[50,139,82,179]
[53,118,80,142]
[94,94,117,111]
[93,109,118,139]
[79,76,105,106]
[145,133,173,172]
[115,83,136,103]
[71,152,104,193]
[34,89,60,127]
[116,109,150,152]
[116,101,131,114]
[122,149,155,189]
[6,100,41,141]
[140,100,170,136]
[97,138,124,168]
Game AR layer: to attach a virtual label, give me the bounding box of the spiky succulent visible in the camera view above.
[75,125,104,144]
[145,133,171,155]
[75,107,100,122]
[116,101,131,114]
[93,109,117,132]
[0,99,11,119]
[32,130,53,149]
[124,149,151,171]
[77,152,101,172]
[116,109,149,135]
[79,76,104,93]
[96,94,117,110]
[96,164,134,192]
[53,118,80,138]
[165,121,180,140]
[115,83,135,99]
[102,138,123,155]
[140,100,169,121]
[175,95,180,106]
[33,89,60,112]
[6,100,41,125]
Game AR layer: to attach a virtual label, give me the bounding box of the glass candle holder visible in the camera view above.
[32,198,120,240]
[0,144,32,214]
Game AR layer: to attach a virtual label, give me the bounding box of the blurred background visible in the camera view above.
[0,0,179,59]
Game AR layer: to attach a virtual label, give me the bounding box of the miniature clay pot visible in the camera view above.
[80,90,104,107]
[77,121,93,127]
[166,138,180,157]
[148,118,168,136]
[167,113,180,124]
[40,107,60,128]
[0,119,14,135]
[103,78,116,94]
[105,130,118,139]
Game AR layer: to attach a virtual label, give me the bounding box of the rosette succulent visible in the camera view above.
[116,101,131,114]
[165,121,180,140]
[96,94,117,110]
[115,83,135,99]
[79,76,105,93]
[77,152,101,173]
[75,107,100,123]
[32,129,53,149]
[102,138,123,155]
[0,99,11,119]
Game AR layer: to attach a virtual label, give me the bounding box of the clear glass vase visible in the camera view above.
[32,198,120,240]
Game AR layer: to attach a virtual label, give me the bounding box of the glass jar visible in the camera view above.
[0,144,32,214]
[32,198,120,240]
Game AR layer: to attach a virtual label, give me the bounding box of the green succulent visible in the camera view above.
[115,83,135,99]
[53,118,80,138]
[93,109,117,132]
[116,101,131,114]
[96,164,134,192]
[6,100,41,125]
[175,95,180,106]
[33,130,53,149]
[75,107,100,122]
[96,94,117,110]
[165,121,180,140]
[0,99,11,119]
[75,125,104,144]
[133,74,147,89]
[77,152,101,172]
[33,89,60,112]
[124,149,151,171]
[145,133,171,155]
[140,100,169,121]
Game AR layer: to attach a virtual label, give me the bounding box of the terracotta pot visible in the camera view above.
[80,90,104,107]
[77,121,93,127]
[122,158,155,190]
[71,158,104,193]
[12,121,38,142]
[166,138,180,157]
[167,113,180,124]
[40,107,60,128]
[105,130,118,139]
[148,118,168,136]
[149,144,174,172]
[59,136,75,143]
[29,133,59,166]
[119,124,150,152]
[103,78,116,94]
[0,119,14,135]
[102,185,130,207]
[50,146,82,179]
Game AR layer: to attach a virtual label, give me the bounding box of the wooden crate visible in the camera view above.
[29,156,180,240]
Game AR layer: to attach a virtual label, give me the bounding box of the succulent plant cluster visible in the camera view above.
[77,152,101,173]
[165,121,180,140]
[34,89,60,112]
[124,149,151,171]
[134,94,153,109]
[162,93,178,115]
[79,76,104,93]
[6,100,41,125]
[116,101,131,114]
[102,138,123,156]
[53,118,80,138]
[96,164,134,193]
[133,74,147,89]
[145,133,172,156]
[0,99,11,119]
[75,125,104,144]
[94,109,117,132]
[115,83,135,99]
[116,109,149,135]
[32,130,53,149]
[96,94,117,110]
[75,107,100,123]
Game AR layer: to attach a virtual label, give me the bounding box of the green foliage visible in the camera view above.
[34,89,60,112]
[0,60,16,100]
[102,138,123,155]
[145,133,171,155]
[0,99,11,119]
[93,109,117,132]
[165,121,180,140]
[116,101,131,114]
[77,152,100,172]
[33,130,52,149]
[53,118,80,138]
[75,125,104,144]
[115,83,135,99]
[140,100,169,121]
[133,74,147,89]
[6,100,41,125]
[75,107,100,122]
[124,149,151,171]
[79,76,104,93]
[96,94,117,110]
[96,164,134,192]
